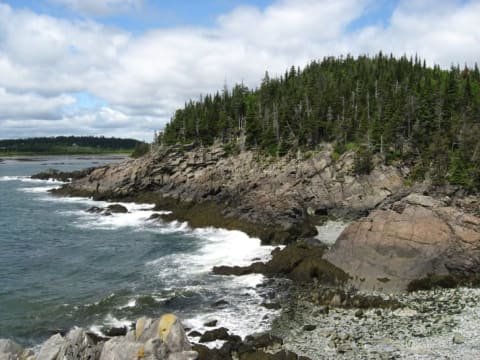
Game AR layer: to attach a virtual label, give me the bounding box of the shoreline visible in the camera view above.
[0,154,130,162]
[1,175,294,358]
[8,147,480,358]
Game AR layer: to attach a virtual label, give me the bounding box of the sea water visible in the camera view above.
[0,156,279,347]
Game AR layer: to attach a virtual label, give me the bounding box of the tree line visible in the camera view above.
[160,53,480,191]
[0,136,142,153]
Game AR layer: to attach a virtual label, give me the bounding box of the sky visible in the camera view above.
[0,0,479,141]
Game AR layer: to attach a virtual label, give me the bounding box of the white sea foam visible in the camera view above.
[146,227,274,276]
[146,226,280,341]
[315,220,349,246]
[18,184,281,341]
[89,314,132,336]
[118,298,137,309]
[18,185,59,193]
[0,175,64,184]
[73,205,161,231]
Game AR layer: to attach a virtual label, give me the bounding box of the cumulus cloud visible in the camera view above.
[0,0,479,140]
[0,88,74,120]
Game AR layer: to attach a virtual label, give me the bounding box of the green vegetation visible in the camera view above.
[160,53,480,191]
[0,136,144,156]
[131,142,151,158]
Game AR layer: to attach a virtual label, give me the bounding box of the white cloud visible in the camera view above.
[0,88,74,119]
[50,0,143,16]
[0,0,479,140]
[345,0,480,67]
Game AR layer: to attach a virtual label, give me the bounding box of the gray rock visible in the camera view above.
[162,316,191,353]
[453,333,465,344]
[167,351,198,360]
[99,337,144,360]
[0,339,24,359]
[57,328,103,360]
[36,334,64,360]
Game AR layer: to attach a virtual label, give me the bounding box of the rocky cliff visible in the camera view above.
[53,144,404,244]
[49,144,480,292]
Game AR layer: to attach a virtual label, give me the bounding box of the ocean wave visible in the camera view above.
[18,186,60,193]
[0,175,65,184]
[18,186,281,341]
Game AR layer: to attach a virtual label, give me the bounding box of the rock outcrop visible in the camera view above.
[325,193,480,291]
[31,314,196,360]
[0,339,34,360]
[213,242,348,286]
[1,315,311,360]
[51,144,405,244]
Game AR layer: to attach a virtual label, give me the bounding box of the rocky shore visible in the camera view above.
[19,143,480,358]
[0,313,311,360]
[49,142,480,293]
[49,143,404,245]
[271,284,480,359]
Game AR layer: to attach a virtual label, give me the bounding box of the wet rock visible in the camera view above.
[244,333,283,350]
[199,327,230,343]
[106,204,128,213]
[192,344,231,360]
[32,167,96,182]
[86,206,103,213]
[187,331,202,338]
[212,299,229,307]
[354,309,364,318]
[213,262,267,276]
[203,320,218,327]
[104,326,128,337]
[214,242,348,286]
[303,324,317,331]
[261,302,281,310]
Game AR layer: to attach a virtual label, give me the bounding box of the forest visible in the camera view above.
[0,136,143,155]
[160,53,480,191]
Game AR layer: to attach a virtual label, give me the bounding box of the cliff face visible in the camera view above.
[55,144,405,244]
[325,193,480,291]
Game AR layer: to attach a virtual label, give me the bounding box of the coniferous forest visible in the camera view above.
[0,136,143,155]
[161,53,480,191]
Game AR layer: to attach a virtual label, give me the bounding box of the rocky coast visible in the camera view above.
[9,143,480,359]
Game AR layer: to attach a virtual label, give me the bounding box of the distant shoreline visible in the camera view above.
[0,153,130,162]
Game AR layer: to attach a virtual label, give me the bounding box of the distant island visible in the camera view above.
[0,136,149,157]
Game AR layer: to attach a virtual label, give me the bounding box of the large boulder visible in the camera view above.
[100,314,195,360]
[36,334,64,360]
[56,328,103,360]
[0,339,33,360]
[32,314,196,360]
[325,193,480,291]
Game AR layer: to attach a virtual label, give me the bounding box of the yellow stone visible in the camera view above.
[137,345,145,359]
[158,314,177,340]
[136,317,147,341]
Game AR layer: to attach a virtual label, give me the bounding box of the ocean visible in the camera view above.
[0,156,280,347]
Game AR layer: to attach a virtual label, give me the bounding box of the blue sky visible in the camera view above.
[0,0,478,140]
[2,0,400,33]
[3,0,274,31]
